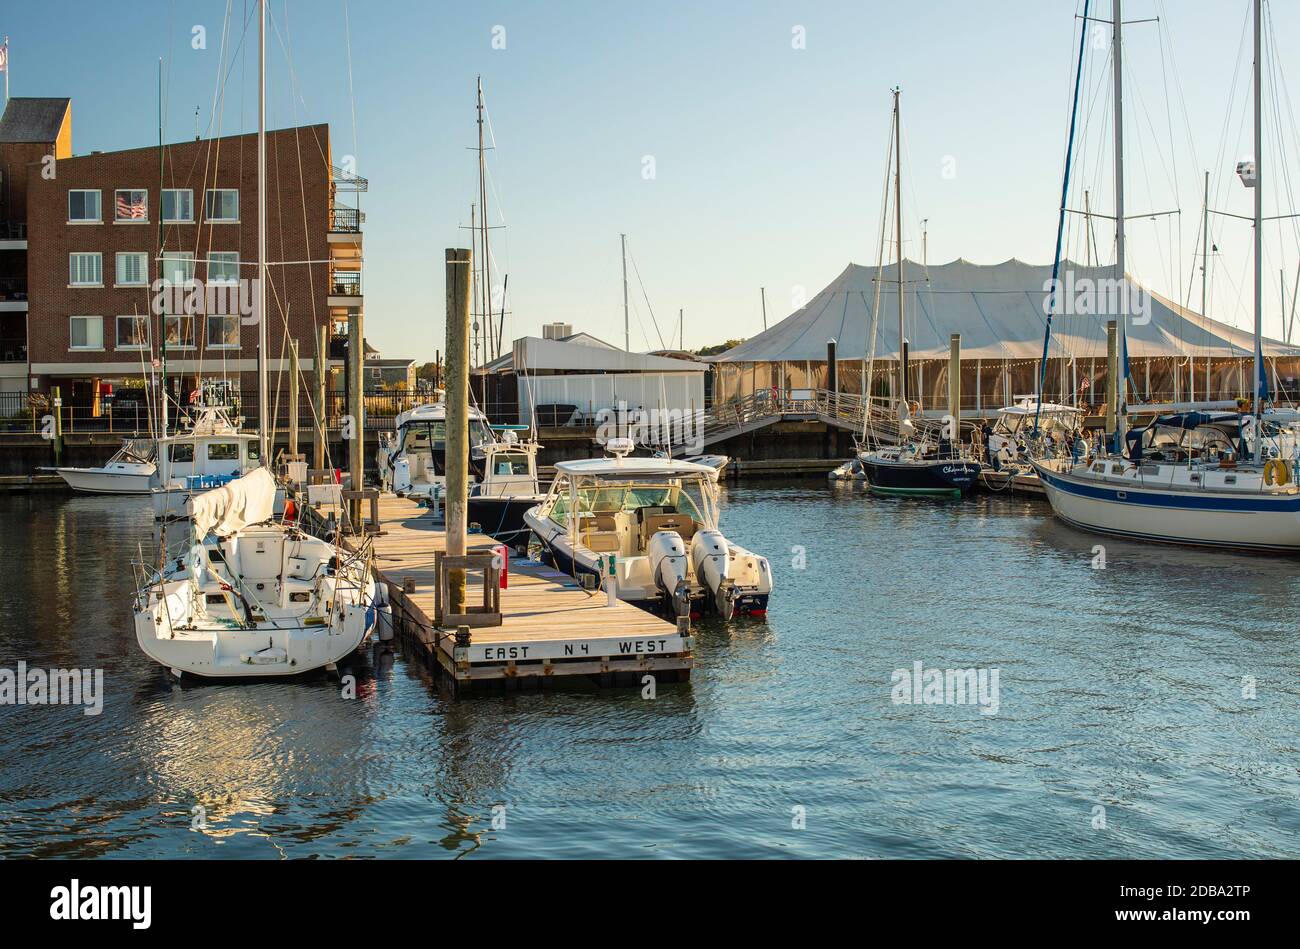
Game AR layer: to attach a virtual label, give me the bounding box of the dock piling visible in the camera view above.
[445,247,472,615]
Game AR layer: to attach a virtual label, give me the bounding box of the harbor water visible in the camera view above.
[1,482,1298,858]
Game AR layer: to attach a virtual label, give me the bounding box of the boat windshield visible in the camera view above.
[399,418,493,454]
[486,451,532,477]
[551,480,706,525]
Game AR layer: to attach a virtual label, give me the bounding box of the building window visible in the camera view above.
[160,251,196,286]
[116,315,150,350]
[69,316,103,350]
[164,315,196,349]
[206,314,240,349]
[115,252,148,286]
[69,252,103,287]
[204,189,239,222]
[67,190,101,223]
[161,189,194,223]
[207,252,240,284]
[114,189,149,222]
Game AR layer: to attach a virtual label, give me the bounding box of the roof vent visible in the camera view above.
[542,322,573,340]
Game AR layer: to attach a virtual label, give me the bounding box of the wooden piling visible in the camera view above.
[288,337,300,458]
[948,333,961,438]
[347,309,365,523]
[445,248,472,615]
[1105,320,1118,443]
[314,321,328,471]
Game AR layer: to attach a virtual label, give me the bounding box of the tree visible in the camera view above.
[693,339,744,357]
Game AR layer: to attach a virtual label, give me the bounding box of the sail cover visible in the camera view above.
[191,467,277,538]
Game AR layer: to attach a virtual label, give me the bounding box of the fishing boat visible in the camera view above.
[466,429,547,551]
[376,400,495,499]
[523,439,772,619]
[42,438,158,494]
[150,404,263,520]
[1032,0,1300,551]
[132,468,376,677]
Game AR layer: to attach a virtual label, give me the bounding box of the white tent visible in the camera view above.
[714,258,1300,407]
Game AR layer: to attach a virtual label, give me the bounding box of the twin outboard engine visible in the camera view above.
[691,529,737,620]
[646,530,691,617]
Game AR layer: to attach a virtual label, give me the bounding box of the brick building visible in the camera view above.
[0,96,365,419]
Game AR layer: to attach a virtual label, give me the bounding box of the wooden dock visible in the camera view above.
[332,493,692,693]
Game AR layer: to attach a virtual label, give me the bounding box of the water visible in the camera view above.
[2,482,1299,858]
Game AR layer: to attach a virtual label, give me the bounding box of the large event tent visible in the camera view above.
[713,258,1300,410]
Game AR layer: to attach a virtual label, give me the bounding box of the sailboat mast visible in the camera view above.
[257,0,268,460]
[893,88,906,405]
[477,78,492,366]
[1112,0,1127,445]
[621,233,630,351]
[1252,0,1263,461]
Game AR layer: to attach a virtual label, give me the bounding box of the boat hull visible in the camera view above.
[468,495,543,550]
[54,466,157,495]
[1032,461,1300,551]
[859,456,980,497]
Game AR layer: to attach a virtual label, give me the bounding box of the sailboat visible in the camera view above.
[131,0,376,676]
[1032,0,1300,552]
[856,89,981,497]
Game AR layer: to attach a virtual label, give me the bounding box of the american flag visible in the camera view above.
[116,191,146,220]
[1079,378,1091,391]
[0,42,8,73]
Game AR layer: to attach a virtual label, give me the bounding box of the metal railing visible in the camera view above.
[329,206,364,232]
[0,277,27,301]
[0,221,26,240]
[330,271,362,296]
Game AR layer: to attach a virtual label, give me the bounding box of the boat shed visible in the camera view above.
[473,331,708,427]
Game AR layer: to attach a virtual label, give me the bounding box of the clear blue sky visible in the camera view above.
[6,1,1300,359]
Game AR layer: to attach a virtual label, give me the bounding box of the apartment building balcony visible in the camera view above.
[328,269,362,307]
[0,221,27,251]
[0,277,28,312]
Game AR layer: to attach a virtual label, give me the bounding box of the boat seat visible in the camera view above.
[641,512,696,542]
[586,512,617,532]
[583,531,621,553]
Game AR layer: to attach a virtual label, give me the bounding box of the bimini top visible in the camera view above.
[395,401,488,428]
[554,456,718,478]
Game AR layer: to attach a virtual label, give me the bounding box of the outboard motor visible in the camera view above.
[392,457,412,495]
[646,530,690,617]
[691,529,736,620]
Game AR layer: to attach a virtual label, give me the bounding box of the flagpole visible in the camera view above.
[3,37,10,105]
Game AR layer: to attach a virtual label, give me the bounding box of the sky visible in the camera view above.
[5,1,1300,361]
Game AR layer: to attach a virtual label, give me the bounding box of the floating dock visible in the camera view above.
[329,493,692,693]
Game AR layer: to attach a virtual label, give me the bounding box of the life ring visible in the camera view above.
[1264,458,1290,486]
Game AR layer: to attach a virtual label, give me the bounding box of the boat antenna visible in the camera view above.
[1033,0,1091,439]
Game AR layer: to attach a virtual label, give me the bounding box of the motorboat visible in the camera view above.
[375,400,495,500]
[149,405,263,520]
[985,399,1084,467]
[467,430,547,551]
[523,439,772,619]
[132,467,376,678]
[43,438,158,494]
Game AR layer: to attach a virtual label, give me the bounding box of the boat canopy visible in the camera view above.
[191,467,277,538]
[553,457,718,479]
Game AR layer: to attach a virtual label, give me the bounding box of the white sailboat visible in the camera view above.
[131,0,376,677]
[1032,0,1300,551]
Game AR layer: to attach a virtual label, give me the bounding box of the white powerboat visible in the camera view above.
[43,438,158,494]
[524,440,772,619]
[150,405,263,520]
[985,400,1084,466]
[132,468,376,678]
[467,431,547,551]
[376,400,495,500]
